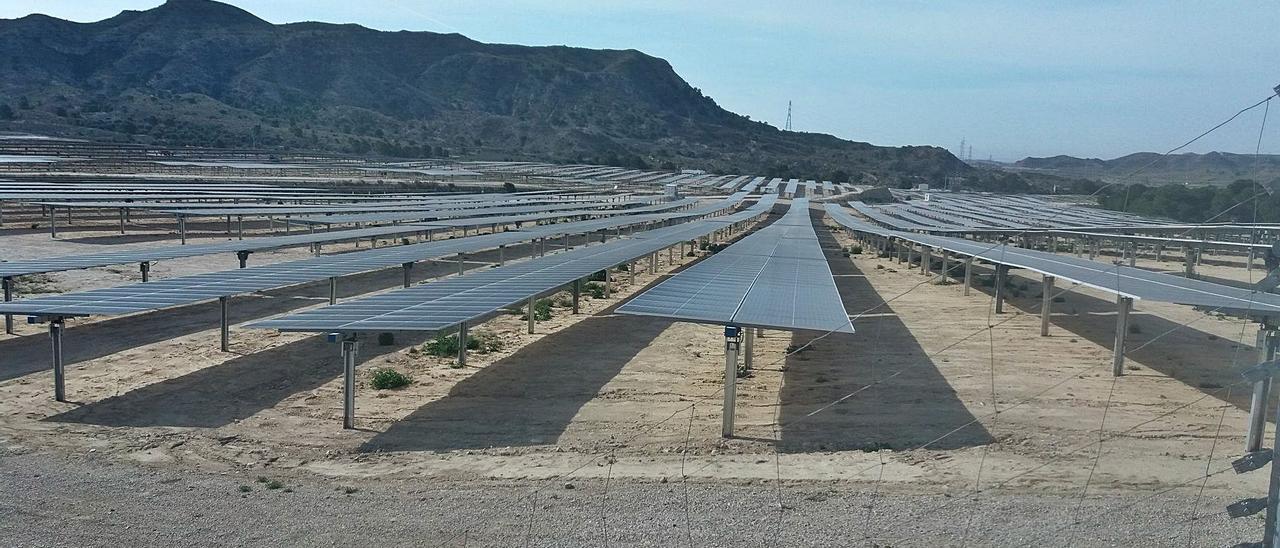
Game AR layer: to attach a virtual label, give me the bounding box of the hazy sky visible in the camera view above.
[3,1,1276,161]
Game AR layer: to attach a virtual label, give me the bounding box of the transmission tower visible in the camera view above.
[785,101,792,131]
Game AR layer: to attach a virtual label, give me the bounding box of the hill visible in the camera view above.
[1012,151,1280,186]
[0,0,967,183]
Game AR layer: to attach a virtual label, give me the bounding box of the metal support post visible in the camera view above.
[401,262,413,288]
[922,247,932,275]
[963,258,973,296]
[51,318,65,402]
[527,297,536,334]
[50,207,57,238]
[237,216,244,240]
[1185,247,1197,279]
[722,326,741,437]
[572,280,581,314]
[457,253,465,276]
[140,262,150,282]
[2,276,13,335]
[940,251,950,283]
[341,336,359,429]
[179,215,187,245]
[237,251,249,269]
[604,269,612,298]
[1112,296,1132,376]
[328,277,337,305]
[994,265,1008,314]
[1247,326,1280,452]
[219,296,230,352]
[1127,242,1137,267]
[120,208,126,234]
[458,322,469,367]
[744,328,754,371]
[1041,276,1054,336]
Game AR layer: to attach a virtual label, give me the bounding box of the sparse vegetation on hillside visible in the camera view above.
[0,0,967,183]
[1096,179,1280,223]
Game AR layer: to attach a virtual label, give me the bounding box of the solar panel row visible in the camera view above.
[618,199,852,333]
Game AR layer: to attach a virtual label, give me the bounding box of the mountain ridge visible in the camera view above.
[1012,151,1280,186]
[0,0,967,183]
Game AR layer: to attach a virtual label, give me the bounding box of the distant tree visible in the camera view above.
[16,96,30,110]
[502,182,516,193]
[0,104,13,120]
[829,169,851,183]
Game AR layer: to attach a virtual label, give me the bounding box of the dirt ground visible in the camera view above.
[0,204,1274,545]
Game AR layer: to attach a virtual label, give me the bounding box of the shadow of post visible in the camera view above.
[776,224,994,452]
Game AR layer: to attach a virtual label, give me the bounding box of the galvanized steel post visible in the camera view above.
[51,318,65,402]
[1112,296,1132,376]
[219,296,230,352]
[341,336,359,429]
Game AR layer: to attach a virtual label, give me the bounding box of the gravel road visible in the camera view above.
[0,447,1259,547]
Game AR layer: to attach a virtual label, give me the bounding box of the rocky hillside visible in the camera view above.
[1013,152,1280,186]
[0,0,967,183]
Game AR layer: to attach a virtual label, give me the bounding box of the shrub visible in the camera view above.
[850,245,863,255]
[585,282,607,299]
[534,298,553,320]
[377,332,395,346]
[424,333,465,356]
[370,368,411,390]
[472,332,504,353]
[523,298,553,321]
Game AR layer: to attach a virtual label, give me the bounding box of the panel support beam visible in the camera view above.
[994,265,1008,314]
[1112,296,1132,376]
[51,318,65,402]
[3,276,13,335]
[722,326,740,438]
[1247,325,1280,452]
[527,297,536,334]
[572,279,581,314]
[963,258,973,296]
[1041,276,1054,337]
[458,321,469,367]
[219,296,230,352]
[341,336,359,429]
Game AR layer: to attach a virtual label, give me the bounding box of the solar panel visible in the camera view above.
[618,199,853,333]
[0,195,753,318]
[249,196,778,333]
[825,204,1280,315]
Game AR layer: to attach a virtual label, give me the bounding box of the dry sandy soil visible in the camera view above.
[0,204,1273,546]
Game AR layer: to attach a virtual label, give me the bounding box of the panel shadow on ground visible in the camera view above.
[776,223,993,452]
[360,311,670,453]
